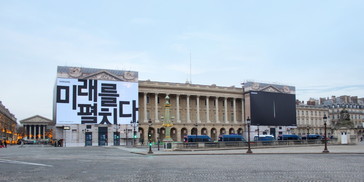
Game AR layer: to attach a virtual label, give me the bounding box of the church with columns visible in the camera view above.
[20,115,54,141]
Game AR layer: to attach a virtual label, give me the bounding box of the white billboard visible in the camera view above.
[55,78,138,125]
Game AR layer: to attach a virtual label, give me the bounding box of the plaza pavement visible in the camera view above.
[117,142,364,155]
[1,143,363,182]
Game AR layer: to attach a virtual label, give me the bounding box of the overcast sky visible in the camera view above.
[0,1,363,121]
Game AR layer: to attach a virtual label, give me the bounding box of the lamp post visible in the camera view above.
[194,123,198,142]
[246,117,253,154]
[322,114,329,153]
[148,119,153,154]
[306,125,310,144]
[257,124,260,138]
[130,120,139,147]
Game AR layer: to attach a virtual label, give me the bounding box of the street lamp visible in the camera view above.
[130,120,139,147]
[148,119,153,154]
[322,114,329,153]
[246,117,253,154]
[194,123,198,142]
[306,125,310,143]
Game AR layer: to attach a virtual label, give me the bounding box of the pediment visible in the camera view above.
[260,86,282,93]
[82,71,123,81]
[20,115,53,125]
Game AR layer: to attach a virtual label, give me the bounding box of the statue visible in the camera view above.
[333,109,354,129]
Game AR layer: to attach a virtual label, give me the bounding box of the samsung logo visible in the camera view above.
[60,81,70,83]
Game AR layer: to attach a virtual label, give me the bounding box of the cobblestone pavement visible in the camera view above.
[0,144,363,182]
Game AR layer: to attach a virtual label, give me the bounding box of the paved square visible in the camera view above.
[1,145,363,182]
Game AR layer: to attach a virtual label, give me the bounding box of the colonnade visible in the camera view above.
[24,125,47,139]
[141,93,245,125]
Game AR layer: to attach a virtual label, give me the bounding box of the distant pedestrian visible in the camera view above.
[20,139,24,148]
[4,141,7,148]
[360,137,363,142]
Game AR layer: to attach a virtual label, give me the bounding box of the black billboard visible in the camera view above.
[249,91,296,126]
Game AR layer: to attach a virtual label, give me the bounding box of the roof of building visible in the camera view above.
[0,101,16,122]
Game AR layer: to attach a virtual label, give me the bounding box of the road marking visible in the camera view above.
[0,159,53,167]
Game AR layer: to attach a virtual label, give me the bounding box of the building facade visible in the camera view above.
[52,66,364,147]
[0,101,17,144]
[20,115,54,142]
[295,105,330,136]
[53,66,139,147]
[295,100,364,143]
[138,80,245,143]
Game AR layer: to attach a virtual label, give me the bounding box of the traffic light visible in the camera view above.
[149,139,153,146]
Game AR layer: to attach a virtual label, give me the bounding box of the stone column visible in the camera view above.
[215,97,219,123]
[197,96,201,123]
[187,95,191,123]
[144,93,148,123]
[33,125,36,139]
[143,126,148,145]
[30,125,32,139]
[29,125,32,139]
[233,98,237,124]
[38,125,41,139]
[242,99,245,124]
[176,94,181,123]
[175,129,180,142]
[43,125,46,139]
[155,93,159,123]
[25,125,28,139]
[224,98,228,123]
[206,97,210,123]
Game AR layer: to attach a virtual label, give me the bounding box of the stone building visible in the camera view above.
[53,66,139,147]
[0,101,17,144]
[295,104,330,136]
[295,101,364,143]
[138,80,245,143]
[19,115,54,142]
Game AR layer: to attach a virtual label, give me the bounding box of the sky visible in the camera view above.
[0,1,363,121]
